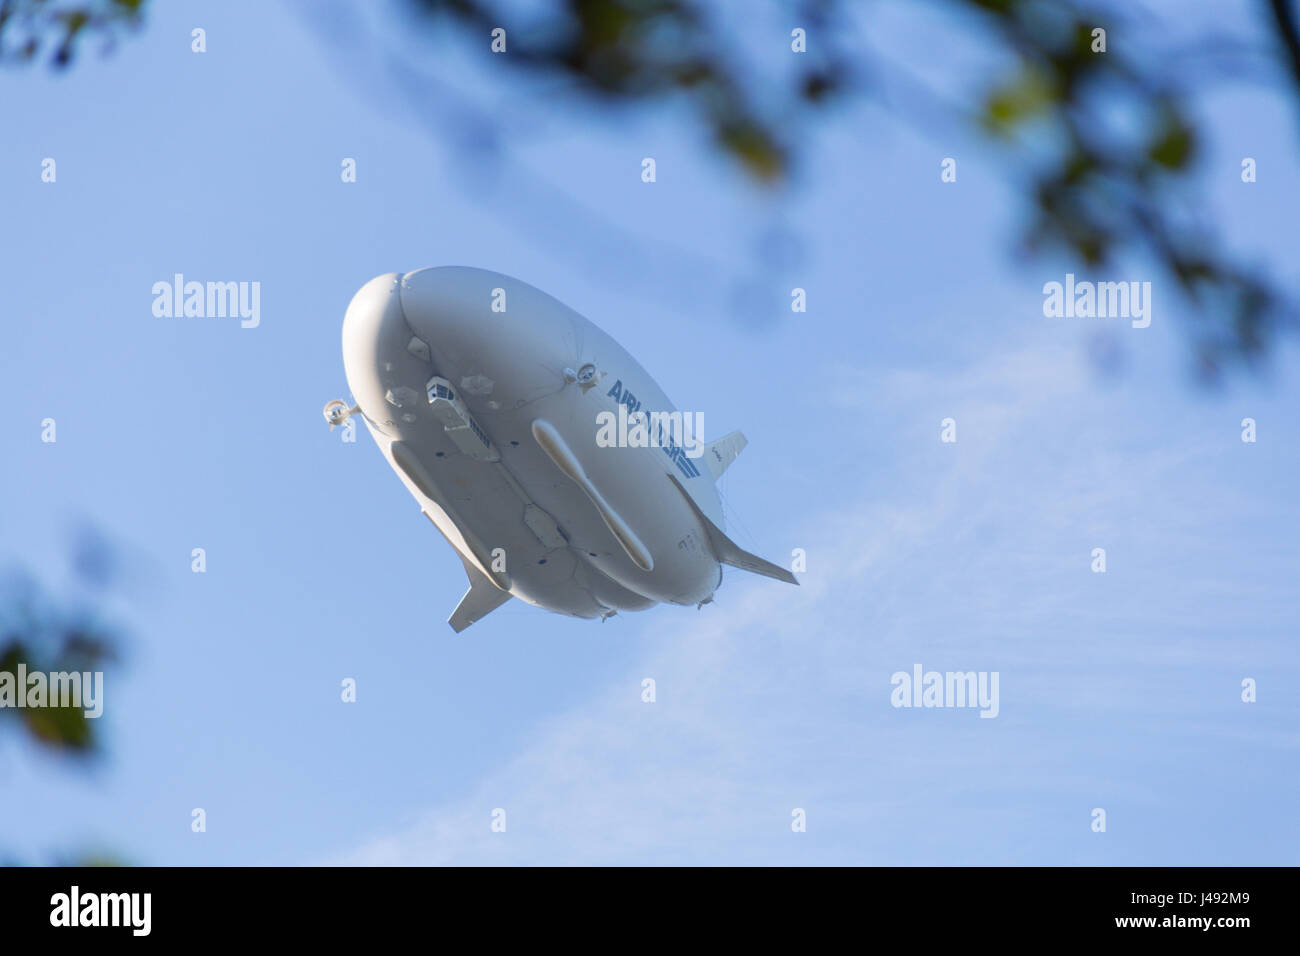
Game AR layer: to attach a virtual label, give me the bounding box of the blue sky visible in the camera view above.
[2,0,1297,865]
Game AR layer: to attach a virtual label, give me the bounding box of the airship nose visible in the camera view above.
[396,266,579,408]
[342,272,427,434]
[342,272,404,358]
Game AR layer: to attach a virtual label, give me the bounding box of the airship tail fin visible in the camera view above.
[448,554,513,632]
[667,474,799,586]
[702,430,747,481]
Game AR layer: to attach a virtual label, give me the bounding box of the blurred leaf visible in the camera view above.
[983,66,1056,134]
[21,701,95,751]
[716,119,786,182]
[1148,113,1195,169]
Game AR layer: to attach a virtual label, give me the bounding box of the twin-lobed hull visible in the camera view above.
[336,266,792,630]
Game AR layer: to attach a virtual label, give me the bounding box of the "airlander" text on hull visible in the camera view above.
[325,266,797,631]
[595,388,705,481]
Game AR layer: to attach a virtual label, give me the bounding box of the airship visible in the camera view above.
[325,267,797,632]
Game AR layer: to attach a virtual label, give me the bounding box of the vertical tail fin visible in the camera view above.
[448,554,513,632]
[703,430,747,481]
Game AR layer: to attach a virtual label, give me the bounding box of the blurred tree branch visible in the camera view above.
[0,546,122,757]
[1269,0,1300,89]
[0,0,142,66]
[3,0,1298,377]
[0,534,127,864]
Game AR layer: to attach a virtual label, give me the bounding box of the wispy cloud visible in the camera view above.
[334,344,1300,865]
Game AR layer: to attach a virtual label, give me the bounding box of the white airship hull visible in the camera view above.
[337,267,795,630]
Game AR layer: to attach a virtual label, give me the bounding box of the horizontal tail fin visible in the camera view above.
[667,474,799,586]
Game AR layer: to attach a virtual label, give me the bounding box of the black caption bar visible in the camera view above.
[0,866,1284,942]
